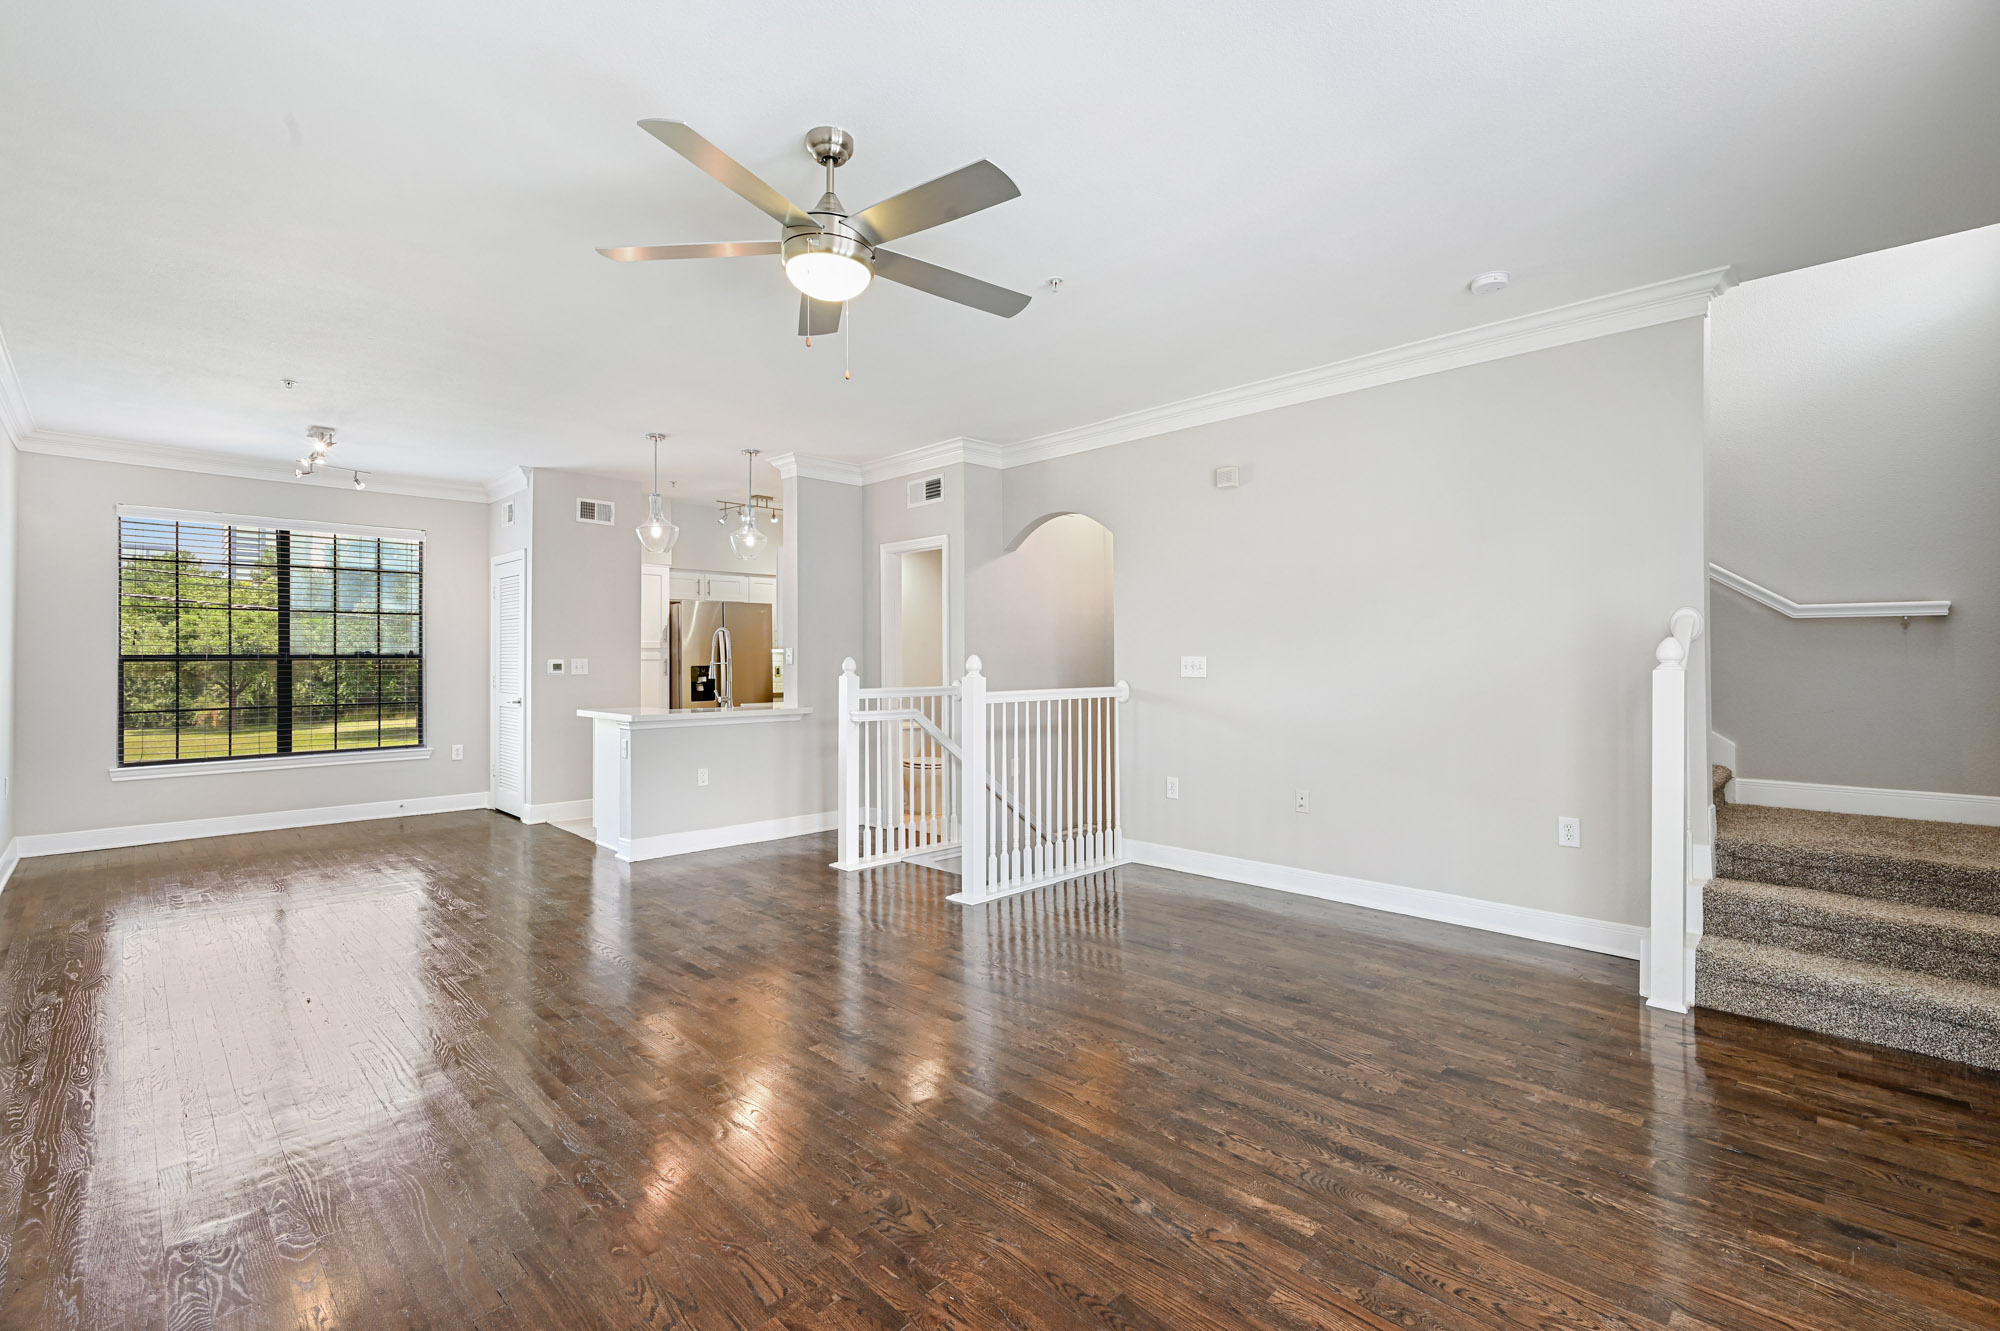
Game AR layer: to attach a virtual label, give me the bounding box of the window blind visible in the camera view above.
[117,514,424,765]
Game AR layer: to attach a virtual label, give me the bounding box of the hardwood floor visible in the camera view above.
[0,812,1996,1330]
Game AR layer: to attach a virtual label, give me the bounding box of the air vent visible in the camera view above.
[576,498,614,525]
[907,475,944,508]
[1213,466,1240,489]
[501,499,517,527]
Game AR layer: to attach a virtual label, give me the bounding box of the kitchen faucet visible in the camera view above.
[711,624,733,709]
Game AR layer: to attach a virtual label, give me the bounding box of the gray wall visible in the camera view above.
[967,513,1115,689]
[1002,319,1709,927]
[15,452,490,837]
[1709,223,2000,796]
[0,440,14,857]
[524,468,649,812]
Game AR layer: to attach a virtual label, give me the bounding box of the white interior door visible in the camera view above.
[491,552,527,817]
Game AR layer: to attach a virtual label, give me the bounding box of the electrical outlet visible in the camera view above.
[451,744,463,760]
[697,767,709,787]
[546,658,564,674]
[570,658,589,676]
[1295,788,1310,813]
[1165,776,1180,799]
[1180,656,1207,678]
[1558,816,1581,848]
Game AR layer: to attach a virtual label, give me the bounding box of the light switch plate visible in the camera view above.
[451,744,463,760]
[546,658,564,674]
[698,768,709,787]
[570,658,589,676]
[1165,776,1180,799]
[1180,656,1207,678]
[1558,816,1581,848]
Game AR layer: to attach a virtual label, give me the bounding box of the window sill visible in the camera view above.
[109,747,433,781]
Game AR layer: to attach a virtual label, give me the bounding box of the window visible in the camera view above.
[118,511,423,766]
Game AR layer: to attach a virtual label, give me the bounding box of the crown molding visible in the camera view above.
[482,466,531,502]
[860,436,1002,486]
[990,267,1735,470]
[15,429,494,503]
[766,452,865,486]
[0,324,34,447]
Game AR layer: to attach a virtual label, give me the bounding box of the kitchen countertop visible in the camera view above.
[576,704,811,729]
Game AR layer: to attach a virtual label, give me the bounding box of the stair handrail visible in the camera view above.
[1709,563,1949,619]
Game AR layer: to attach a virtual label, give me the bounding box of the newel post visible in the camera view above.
[1648,609,1702,1013]
[958,656,989,902]
[835,658,860,868]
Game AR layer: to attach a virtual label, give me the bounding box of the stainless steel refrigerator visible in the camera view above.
[667,600,774,708]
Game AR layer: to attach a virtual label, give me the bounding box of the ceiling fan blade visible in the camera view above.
[872,250,1031,318]
[597,240,782,262]
[638,120,818,230]
[849,161,1020,247]
[798,296,842,337]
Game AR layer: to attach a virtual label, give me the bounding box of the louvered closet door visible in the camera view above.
[491,553,527,817]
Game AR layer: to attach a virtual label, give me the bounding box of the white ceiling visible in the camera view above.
[3,1,1998,499]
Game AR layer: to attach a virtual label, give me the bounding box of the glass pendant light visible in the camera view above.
[729,448,768,560]
[635,432,680,554]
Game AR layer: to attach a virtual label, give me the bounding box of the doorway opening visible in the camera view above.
[880,536,948,687]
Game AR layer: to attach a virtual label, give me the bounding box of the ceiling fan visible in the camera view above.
[599,121,1031,336]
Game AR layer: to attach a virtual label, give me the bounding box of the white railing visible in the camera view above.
[1646,607,1701,1013]
[833,656,1130,905]
[1709,563,1949,619]
[833,662,963,870]
[955,657,1129,905]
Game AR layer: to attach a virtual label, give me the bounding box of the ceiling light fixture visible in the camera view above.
[351,470,367,491]
[636,432,680,554]
[728,448,770,561]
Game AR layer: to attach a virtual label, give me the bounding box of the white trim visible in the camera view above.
[20,429,493,503]
[573,706,812,730]
[1729,778,2000,828]
[17,791,492,857]
[765,453,865,486]
[861,437,1001,486]
[996,268,1733,468]
[117,502,425,544]
[0,840,19,894]
[879,535,949,689]
[0,323,31,446]
[483,467,531,502]
[110,746,432,781]
[1709,730,1738,773]
[607,810,836,862]
[490,549,530,816]
[522,798,593,826]
[1125,840,1645,960]
[1708,563,1949,619]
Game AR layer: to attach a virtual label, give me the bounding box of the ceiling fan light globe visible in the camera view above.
[784,250,871,303]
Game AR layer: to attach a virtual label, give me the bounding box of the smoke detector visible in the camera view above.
[1467,270,1511,296]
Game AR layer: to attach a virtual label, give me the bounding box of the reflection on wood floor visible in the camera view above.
[0,811,1996,1329]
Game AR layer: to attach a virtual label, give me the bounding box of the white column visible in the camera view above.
[955,656,989,903]
[1648,610,1700,1013]
[834,658,860,868]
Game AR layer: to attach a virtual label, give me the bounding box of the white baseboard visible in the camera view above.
[18,792,494,857]
[1125,840,1645,960]
[0,839,18,893]
[609,810,836,862]
[522,799,593,826]
[1730,778,2000,828]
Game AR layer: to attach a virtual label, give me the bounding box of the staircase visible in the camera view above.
[1696,765,2000,1069]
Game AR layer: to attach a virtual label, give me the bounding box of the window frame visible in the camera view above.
[113,505,429,773]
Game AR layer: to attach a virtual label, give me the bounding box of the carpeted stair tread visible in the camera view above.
[1711,764,1732,806]
[1716,803,2000,911]
[1704,878,2000,987]
[1696,935,2000,1070]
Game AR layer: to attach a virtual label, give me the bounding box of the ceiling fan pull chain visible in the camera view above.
[805,294,812,348]
[845,299,852,381]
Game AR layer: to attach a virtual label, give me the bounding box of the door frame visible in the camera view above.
[490,549,530,816]
[879,535,949,688]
